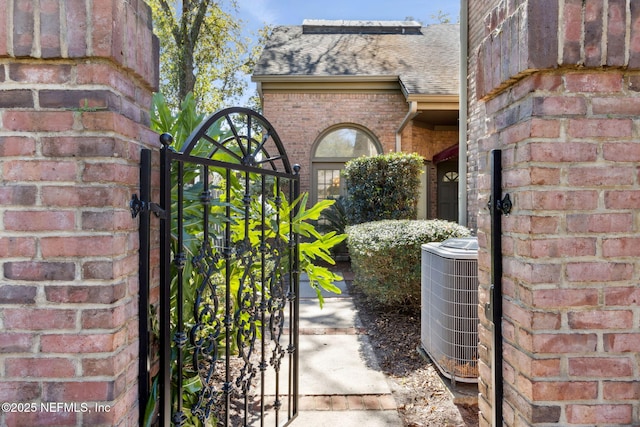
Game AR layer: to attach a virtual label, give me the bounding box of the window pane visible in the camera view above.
[443,171,459,183]
[315,128,378,158]
[316,169,343,201]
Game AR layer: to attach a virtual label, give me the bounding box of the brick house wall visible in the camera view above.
[262,91,458,216]
[0,1,158,426]
[262,91,408,194]
[468,1,640,426]
[406,126,458,160]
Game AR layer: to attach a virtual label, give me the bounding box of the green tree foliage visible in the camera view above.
[343,152,424,224]
[431,10,452,23]
[148,0,269,111]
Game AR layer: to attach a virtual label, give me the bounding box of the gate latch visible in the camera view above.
[129,194,167,219]
[487,193,512,216]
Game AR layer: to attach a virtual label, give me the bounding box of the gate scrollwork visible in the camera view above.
[156,108,300,426]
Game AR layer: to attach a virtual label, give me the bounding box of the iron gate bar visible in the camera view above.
[240,168,253,426]
[289,166,301,420]
[488,149,510,427]
[224,167,232,426]
[159,133,172,427]
[260,174,267,424]
[174,160,187,426]
[178,107,293,174]
[155,108,300,427]
[138,148,152,425]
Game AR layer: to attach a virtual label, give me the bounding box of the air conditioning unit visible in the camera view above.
[421,237,479,383]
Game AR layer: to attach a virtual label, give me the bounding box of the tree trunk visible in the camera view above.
[178,43,196,101]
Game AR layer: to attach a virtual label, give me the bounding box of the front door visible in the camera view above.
[437,159,459,222]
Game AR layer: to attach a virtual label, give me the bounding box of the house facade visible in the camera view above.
[253,20,462,222]
[257,7,640,427]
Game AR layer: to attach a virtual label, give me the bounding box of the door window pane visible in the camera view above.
[443,171,459,182]
[316,169,344,201]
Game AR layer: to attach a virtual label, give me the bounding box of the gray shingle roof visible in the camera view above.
[253,21,460,96]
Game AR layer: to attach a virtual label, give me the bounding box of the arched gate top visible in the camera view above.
[168,107,294,175]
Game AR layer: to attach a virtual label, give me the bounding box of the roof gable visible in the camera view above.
[253,21,460,97]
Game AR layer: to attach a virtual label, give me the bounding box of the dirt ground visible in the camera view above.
[339,262,480,427]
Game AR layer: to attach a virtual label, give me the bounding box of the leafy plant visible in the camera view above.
[318,196,350,259]
[143,376,158,427]
[347,219,470,309]
[151,92,206,147]
[318,196,348,235]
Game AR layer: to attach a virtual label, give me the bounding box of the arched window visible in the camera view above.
[311,126,382,203]
[442,171,459,183]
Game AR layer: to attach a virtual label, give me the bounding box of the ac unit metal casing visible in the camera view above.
[421,237,479,383]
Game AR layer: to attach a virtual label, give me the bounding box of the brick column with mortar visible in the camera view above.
[469,1,640,426]
[0,1,158,426]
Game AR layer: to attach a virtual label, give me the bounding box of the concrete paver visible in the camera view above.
[298,298,359,330]
[298,272,350,299]
[298,334,389,395]
[289,274,403,426]
[291,410,402,427]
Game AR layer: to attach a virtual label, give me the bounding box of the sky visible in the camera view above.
[237,0,460,27]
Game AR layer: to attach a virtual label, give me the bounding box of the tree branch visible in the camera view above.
[190,0,212,47]
[158,0,181,44]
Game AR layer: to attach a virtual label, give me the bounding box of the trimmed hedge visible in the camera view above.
[348,219,471,309]
[343,152,424,224]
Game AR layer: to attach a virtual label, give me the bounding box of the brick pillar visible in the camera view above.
[0,1,158,426]
[469,1,640,426]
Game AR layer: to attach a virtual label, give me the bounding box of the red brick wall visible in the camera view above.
[406,125,457,160]
[469,1,640,426]
[0,1,158,426]
[262,91,407,193]
[466,0,500,232]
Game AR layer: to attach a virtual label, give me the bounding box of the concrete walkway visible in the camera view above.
[291,271,403,427]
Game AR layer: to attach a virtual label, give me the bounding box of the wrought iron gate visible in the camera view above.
[135,108,300,427]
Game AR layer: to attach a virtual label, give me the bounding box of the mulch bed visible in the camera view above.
[336,261,480,427]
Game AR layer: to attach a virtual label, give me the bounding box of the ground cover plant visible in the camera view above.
[344,262,479,427]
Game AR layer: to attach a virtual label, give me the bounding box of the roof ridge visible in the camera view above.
[302,19,422,35]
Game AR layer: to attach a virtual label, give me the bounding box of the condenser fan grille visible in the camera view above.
[421,238,479,383]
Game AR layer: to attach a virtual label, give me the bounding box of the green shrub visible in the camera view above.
[343,152,424,224]
[348,219,471,309]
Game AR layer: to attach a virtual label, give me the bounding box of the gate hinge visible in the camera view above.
[130,194,167,219]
